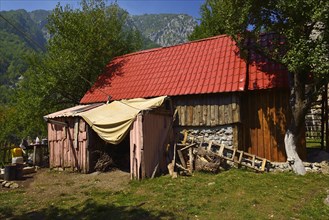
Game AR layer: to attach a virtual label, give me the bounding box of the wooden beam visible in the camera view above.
[176,163,189,172]
[47,119,68,127]
[179,143,197,151]
[189,146,194,173]
[74,118,79,149]
[325,85,329,152]
[177,149,187,168]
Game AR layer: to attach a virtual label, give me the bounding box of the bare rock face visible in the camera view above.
[131,14,197,47]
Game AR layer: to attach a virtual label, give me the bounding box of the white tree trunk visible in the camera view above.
[284,130,306,175]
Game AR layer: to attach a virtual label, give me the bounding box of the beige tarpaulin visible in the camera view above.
[78,96,167,145]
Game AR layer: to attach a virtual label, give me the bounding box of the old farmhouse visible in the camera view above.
[45,34,306,178]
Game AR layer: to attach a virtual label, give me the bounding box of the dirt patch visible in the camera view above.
[0,171,37,191]
[18,169,130,209]
[1,168,130,201]
[28,169,130,192]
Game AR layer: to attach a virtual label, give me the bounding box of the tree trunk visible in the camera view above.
[284,128,306,175]
[284,73,311,175]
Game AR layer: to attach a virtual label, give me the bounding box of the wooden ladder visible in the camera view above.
[217,144,269,172]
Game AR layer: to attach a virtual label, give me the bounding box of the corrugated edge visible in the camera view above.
[44,103,103,119]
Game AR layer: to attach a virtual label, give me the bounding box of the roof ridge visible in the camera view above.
[113,34,229,60]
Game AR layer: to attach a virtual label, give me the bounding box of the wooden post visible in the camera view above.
[2,142,7,164]
[132,144,136,180]
[321,89,326,150]
[74,118,79,149]
[325,85,329,152]
[189,146,193,173]
[33,145,37,166]
[86,125,90,173]
[141,150,145,179]
[207,141,213,152]
[177,149,187,168]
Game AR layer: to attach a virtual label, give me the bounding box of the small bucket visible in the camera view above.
[15,164,24,180]
[4,165,16,181]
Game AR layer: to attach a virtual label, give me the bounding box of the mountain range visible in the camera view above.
[0,9,197,95]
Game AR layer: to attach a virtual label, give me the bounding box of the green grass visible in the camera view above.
[1,169,329,219]
[306,138,322,148]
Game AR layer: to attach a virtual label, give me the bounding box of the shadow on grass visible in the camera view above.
[2,199,175,220]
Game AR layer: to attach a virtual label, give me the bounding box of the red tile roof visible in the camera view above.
[247,33,289,90]
[80,34,288,104]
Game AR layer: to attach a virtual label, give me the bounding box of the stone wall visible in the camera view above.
[175,125,234,149]
[270,161,329,174]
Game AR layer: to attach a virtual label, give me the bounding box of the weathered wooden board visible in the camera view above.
[241,89,306,162]
[48,117,91,173]
[172,93,241,126]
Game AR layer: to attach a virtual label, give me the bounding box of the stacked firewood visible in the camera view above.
[94,151,116,172]
[169,137,270,177]
[194,147,223,173]
[174,142,226,175]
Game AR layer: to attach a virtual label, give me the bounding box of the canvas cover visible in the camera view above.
[78,96,167,144]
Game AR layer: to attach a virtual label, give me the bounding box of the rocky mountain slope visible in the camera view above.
[131,14,197,47]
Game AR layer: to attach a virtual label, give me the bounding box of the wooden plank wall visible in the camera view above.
[172,93,241,126]
[241,89,306,162]
[48,117,90,173]
[142,113,172,177]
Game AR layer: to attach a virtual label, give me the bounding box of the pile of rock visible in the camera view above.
[179,126,234,148]
[269,161,329,174]
[0,180,19,189]
[304,161,329,174]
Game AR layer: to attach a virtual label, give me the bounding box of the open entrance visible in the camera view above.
[89,130,130,173]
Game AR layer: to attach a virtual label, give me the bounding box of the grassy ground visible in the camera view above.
[1,169,329,220]
[306,138,322,148]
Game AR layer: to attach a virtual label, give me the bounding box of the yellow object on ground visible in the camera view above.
[78,96,167,145]
[11,148,23,157]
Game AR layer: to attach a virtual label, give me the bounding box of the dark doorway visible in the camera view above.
[89,132,130,173]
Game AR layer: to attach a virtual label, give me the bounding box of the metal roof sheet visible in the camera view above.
[80,34,288,104]
[44,103,103,119]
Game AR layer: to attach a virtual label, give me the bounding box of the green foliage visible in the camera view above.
[0,10,48,144]
[0,10,46,88]
[191,1,328,165]
[191,0,329,83]
[0,0,142,144]
[0,10,46,52]
[189,0,226,41]
[191,1,329,155]
[36,0,142,105]
[29,9,51,24]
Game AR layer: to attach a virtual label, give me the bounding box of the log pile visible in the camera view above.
[194,147,222,173]
[94,151,116,172]
[170,136,270,177]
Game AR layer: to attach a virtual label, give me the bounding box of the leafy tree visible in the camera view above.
[11,0,142,141]
[32,0,141,105]
[0,9,48,145]
[189,1,225,41]
[191,0,329,174]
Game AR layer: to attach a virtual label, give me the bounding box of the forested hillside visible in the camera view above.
[0,9,196,91]
[0,10,47,103]
[0,5,196,144]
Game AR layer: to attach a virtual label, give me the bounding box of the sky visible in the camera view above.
[0,0,204,18]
